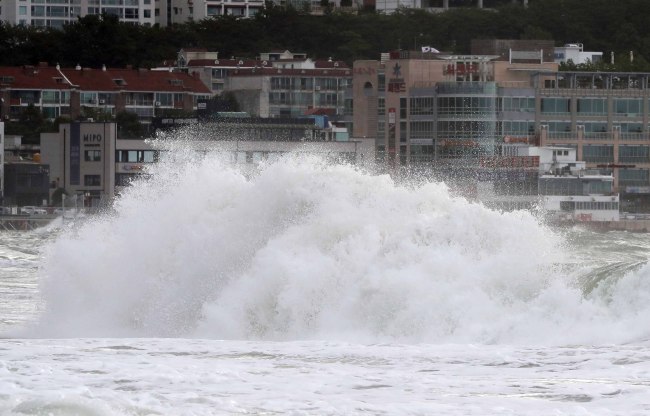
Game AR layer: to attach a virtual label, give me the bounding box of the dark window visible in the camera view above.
[84,175,101,186]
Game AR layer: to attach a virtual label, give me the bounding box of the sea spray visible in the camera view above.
[25,144,650,344]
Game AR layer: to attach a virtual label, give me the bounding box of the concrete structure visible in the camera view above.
[40,122,118,207]
[554,44,603,66]
[0,0,155,28]
[471,39,555,64]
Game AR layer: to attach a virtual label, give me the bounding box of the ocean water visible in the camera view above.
[2,147,650,415]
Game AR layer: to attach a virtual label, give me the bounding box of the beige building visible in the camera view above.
[40,122,117,207]
[353,47,650,210]
[353,49,557,168]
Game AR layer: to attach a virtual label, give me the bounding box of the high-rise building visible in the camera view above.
[0,0,155,28]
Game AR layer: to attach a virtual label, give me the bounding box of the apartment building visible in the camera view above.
[163,0,263,26]
[0,63,211,123]
[168,49,353,127]
[0,0,155,28]
[373,0,528,14]
[172,50,352,123]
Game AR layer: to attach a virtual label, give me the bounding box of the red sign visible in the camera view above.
[387,82,406,92]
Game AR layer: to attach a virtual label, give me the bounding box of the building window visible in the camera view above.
[502,97,535,113]
[409,97,434,115]
[80,92,97,105]
[619,169,649,187]
[19,5,27,14]
[116,150,157,163]
[577,98,606,115]
[84,175,101,186]
[378,97,385,115]
[124,7,138,18]
[502,121,534,136]
[582,145,613,163]
[615,98,642,116]
[541,97,570,114]
[143,9,150,17]
[410,121,434,138]
[84,150,101,162]
[619,145,649,163]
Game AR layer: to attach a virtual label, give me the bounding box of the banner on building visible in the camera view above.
[70,123,81,185]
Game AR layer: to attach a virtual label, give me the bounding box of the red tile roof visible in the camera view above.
[0,66,73,90]
[229,67,352,77]
[0,65,211,94]
[305,108,336,116]
[187,59,272,68]
[314,60,349,69]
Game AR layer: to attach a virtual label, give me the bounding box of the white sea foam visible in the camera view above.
[21,145,650,344]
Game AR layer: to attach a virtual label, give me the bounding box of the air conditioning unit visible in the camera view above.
[315,86,321,90]
[99,99,105,104]
[155,101,161,106]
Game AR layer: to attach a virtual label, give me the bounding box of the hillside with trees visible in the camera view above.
[0,0,649,70]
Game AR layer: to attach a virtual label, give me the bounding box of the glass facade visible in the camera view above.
[435,82,497,157]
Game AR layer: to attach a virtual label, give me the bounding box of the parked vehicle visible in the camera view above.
[20,206,47,215]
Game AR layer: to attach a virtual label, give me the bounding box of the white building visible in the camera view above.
[374,0,528,14]
[533,146,619,222]
[163,0,263,25]
[477,145,619,222]
[554,43,603,65]
[0,0,155,28]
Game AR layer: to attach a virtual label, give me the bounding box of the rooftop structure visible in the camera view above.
[554,43,603,66]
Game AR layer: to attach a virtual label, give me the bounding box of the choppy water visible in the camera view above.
[2,149,650,415]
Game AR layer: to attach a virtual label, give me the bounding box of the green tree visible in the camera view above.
[51,187,68,206]
[116,111,144,139]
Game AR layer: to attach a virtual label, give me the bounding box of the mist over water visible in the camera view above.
[23,142,650,345]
